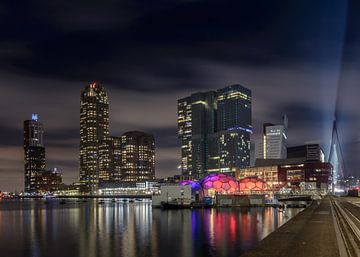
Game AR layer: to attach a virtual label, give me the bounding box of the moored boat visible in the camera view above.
[161,199,191,209]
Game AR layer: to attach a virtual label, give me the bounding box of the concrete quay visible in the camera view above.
[240,196,342,257]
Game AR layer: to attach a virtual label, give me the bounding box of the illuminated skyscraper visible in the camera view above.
[121,131,155,182]
[99,139,111,182]
[255,116,288,160]
[24,114,45,193]
[79,83,109,193]
[109,136,122,181]
[191,92,217,178]
[177,84,252,179]
[102,137,121,182]
[217,85,252,172]
[177,97,192,176]
[178,92,217,178]
[99,136,122,182]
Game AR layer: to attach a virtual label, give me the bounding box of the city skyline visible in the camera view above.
[1,80,344,192]
[0,1,359,191]
[1,2,360,257]
[0,77,352,191]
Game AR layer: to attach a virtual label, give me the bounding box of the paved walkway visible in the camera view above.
[240,196,339,257]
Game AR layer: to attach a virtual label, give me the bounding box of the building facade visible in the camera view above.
[79,83,109,193]
[235,161,332,192]
[35,168,63,193]
[235,166,280,190]
[24,114,45,193]
[216,85,252,172]
[98,136,122,183]
[121,131,155,182]
[177,84,252,179]
[264,125,287,159]
[278,162,332,191]
[109,136,122,182]
[287,144,325,163]
[255,117,288,160]
[190,91,217,178]
[177,97,193,176]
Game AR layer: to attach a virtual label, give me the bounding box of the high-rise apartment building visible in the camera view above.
[177,84,252,179]
[121,131,155,182]
[255,116,288,160]
[177,97,193,176]
[109,137,121,182]
[24,114,45,193]
[217,85,252,172]
[99,139,111,182]
[79,83,109,193]
[99,137,122,183]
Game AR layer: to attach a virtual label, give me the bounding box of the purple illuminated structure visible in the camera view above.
[201,173,239,195]
[178,180,202,191]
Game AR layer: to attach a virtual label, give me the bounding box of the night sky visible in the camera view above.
[0,0,359,191]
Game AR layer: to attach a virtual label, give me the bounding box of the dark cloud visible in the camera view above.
[0,0,348,89]
[0,125,22,146]
[46,128,79,147]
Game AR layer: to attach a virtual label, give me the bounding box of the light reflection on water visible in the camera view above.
[0,199,301,257]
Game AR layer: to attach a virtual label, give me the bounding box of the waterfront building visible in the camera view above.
[234,166,280,190]
[24,114,45,193]
[152,185,192,207]
[278,162,332,191]
[121,131,155,182]
[255,116,288,160]
[54,182,87,196]
[177,84,252,179]
[201,173,239,196]
[79,83,109,194]
[98,181,159,196]
[236,158,333,192]
[35,168,63,193]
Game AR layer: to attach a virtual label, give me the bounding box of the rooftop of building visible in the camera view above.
[254,157,332,167]
[254,158,306,167]
[122,130,154,138]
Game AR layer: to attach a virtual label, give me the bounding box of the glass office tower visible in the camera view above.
[177,84,252,179]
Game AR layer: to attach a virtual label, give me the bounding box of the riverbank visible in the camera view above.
[240,196,339,257]
[16,194,153,199]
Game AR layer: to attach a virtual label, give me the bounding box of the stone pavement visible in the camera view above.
[240,196,339,257]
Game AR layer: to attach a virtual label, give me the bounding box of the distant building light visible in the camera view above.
[227,126,253,134]
[31,113,38,121]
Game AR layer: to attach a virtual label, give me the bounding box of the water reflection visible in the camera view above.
[0,199,300,257]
